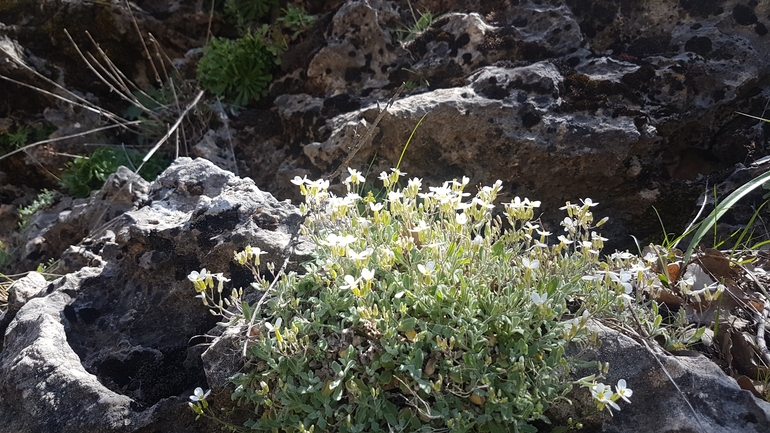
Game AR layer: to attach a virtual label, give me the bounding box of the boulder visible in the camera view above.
[252,0,770,251]
[0,158,310,432]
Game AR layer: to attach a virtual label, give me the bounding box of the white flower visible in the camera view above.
[615,379,633,403]
[347,247,373,263]
[379,171,391,187]
[344,167,365,185]
[561,217,577,231]
[557,235,574,245]
[404,177,423,197]
[320,233,357,248]
[581,198,598,207]
[290,175,308,185]
[418,261,435,277]
[530,292,548,305]
[408,177,422,189]
[409,220,431,233]
[190,387,211,402]
[369,202,384,212]
[234,246,267,266]
[308,179,330,190]
[340,275,358,291]
[265,317,283,333]
[188,268,211,292]
[213,273,230,292]
[609,251,634,260]
[188,268,208,284]
[591,232,608,242]
[455,212,468,225]
[522,257,540,270]
[591,383,620,414]
[643,251,658,263]
[361,268,375,281]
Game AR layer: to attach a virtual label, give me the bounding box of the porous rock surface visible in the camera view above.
[0,158,309,432]
[2,0,770,431]
[251,0,770,249]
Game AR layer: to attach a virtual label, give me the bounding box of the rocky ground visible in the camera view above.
[1,0,770,432]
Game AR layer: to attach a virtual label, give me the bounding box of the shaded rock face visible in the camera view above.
[0,158,309,432]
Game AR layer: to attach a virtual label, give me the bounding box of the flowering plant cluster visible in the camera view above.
[189,167,635,432]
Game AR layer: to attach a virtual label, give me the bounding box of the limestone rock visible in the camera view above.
[14,166,149,273]
[0,158,311,432]
[289,61,659,246]
[260,1,770,251]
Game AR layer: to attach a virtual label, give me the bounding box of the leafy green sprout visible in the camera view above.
[0,123,55,156]
[188,169,643,431]
[197,31,279,107]
[223,0,279,34]
[59,147,169,198]
[278,4,316,40]
[395,9,434,43]
[17,189,57,231]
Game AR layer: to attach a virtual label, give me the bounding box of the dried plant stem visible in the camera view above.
[136,89,204,173]
[755,305,770,366]
[0,121,142,162]
[325,83,405,181]
[0,70,127,127]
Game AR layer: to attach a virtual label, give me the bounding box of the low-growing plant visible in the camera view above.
[277,4,316,40]
[0,123,55,156]
[395,9,434,43]
[224,0,279,33]
[17,189,57,231]
[188,169,640,431]
[60,147,169,198]
[197,31,279,106]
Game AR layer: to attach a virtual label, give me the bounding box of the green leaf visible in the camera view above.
[397,317,417,332]
[684,168,770,264]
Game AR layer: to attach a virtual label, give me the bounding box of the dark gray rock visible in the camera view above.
[261,0,770,251]
[14,166,149,273]
[283,61,660,246]
[0,157,311,432]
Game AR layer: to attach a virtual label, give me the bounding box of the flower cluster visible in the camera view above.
[187,268,230,297]
[591,380,633,415]
[189,167,637,431]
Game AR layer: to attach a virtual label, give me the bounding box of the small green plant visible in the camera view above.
[224,0,279,33]
[0,123,55,156]
[0,241,10,274]
[395,9,434,43]
[188,169,639,431]
[60,147,169,198]
[18,189,57,231]
[197,31,278,106]
[277,4,316,40]
[0,124,31,150]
